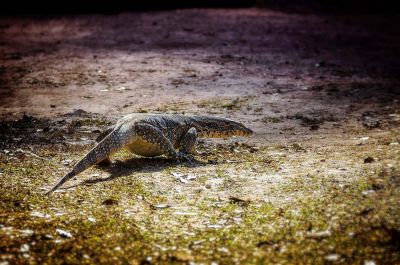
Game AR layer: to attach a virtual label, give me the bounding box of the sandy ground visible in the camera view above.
[0,8,400,264]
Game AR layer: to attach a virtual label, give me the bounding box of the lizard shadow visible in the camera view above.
[70,156,209,188]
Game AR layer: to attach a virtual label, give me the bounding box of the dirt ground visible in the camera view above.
[0,8,399,264]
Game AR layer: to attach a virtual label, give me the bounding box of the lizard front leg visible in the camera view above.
[179,127,198,154]
[134,123,189,160]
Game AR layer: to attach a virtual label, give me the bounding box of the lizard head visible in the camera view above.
[191,116,253,138]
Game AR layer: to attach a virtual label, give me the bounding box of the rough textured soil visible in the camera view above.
[0,9,400,264]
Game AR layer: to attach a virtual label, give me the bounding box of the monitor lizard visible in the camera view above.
[46,113,253,194]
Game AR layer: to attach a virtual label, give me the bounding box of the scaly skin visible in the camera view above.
[46,114,253,194]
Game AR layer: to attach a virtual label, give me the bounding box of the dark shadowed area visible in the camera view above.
[0,1,399,264]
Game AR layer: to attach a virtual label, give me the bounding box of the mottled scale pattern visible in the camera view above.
[46,114,253,194]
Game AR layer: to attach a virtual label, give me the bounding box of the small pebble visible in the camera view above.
[325,254,340,261]
[56,229,72,238]
[154,204,170,209]
[62,159,73,166]
[307,230,331,239]
[207,224,222,229]
[20,244,30,252]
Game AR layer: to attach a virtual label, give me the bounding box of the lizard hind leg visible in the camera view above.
[95,125,114,166]
[179,127,198,154]
[133,123,179,158]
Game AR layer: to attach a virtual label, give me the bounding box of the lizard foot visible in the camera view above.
[176,152,196,166]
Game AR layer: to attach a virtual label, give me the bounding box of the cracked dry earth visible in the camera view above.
[1,8,400,264]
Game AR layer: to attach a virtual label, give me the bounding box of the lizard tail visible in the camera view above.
[46,125,128,194]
